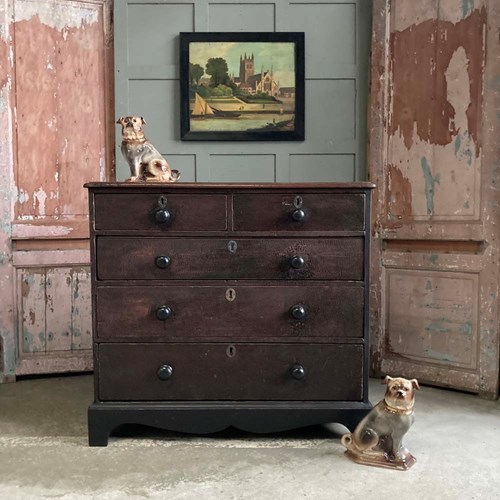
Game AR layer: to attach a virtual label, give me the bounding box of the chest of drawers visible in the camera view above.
[85,182,374,446]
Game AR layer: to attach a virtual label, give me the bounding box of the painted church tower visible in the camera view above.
[239,53,254,83]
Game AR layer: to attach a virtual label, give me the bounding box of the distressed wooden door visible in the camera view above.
[369,0,500,398]
[0,0,113,381]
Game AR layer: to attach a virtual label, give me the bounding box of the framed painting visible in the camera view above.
[179,32,305,141]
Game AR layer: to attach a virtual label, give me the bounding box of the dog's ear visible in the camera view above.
[141,116,147,124]
[116,117,124,124]
[411,379,420,391]
[382,375,393,385]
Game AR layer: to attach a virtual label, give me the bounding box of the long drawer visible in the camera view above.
[96,283,364,340]
[94,193,228,231]
[233,193,365,232]
[96,237,364,281]
[98,343,364,401]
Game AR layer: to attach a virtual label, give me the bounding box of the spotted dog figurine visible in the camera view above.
[341,376,420,470]
[116,116,180,182]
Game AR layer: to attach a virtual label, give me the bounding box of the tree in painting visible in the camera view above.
[205,57,231,87]
[189,63,204,86]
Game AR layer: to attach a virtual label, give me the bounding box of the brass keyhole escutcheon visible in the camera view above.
[228,240,238,253]
[226,345,236,358]
[158,195,168,208]
[225,288,236,301]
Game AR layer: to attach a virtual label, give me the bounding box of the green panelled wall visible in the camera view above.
[114,0,372,182]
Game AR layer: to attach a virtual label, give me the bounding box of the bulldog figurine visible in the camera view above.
[116,116,180,183]
[341,376,420,470]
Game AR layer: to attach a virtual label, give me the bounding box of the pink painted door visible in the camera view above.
[0,0,113,380]
[369,1,500,398]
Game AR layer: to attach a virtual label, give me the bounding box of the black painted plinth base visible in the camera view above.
[88,401,372,446]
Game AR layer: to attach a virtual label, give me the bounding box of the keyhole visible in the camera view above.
[228,240,237,253]
[225,288,236,301]
[293,195,303,209]
[158,195,168,208]
[226,345,236,358]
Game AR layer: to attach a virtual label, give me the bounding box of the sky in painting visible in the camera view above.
[189,42,295,87]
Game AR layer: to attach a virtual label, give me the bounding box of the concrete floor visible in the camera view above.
[0,376,499,500]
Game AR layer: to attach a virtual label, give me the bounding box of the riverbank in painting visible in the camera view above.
[189,95,295,131]
[191,113,294,132]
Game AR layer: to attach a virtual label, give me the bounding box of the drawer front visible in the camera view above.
[233,193,365,232]
[94,193,227,231]
[98,343,364,401]
[96,284,364,340]
[96,237,364,281]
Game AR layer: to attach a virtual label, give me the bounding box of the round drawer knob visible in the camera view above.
[289,255,305,269]
[290,208,306,222]
[290,364,306,380]
[156,306,172,321]
[155,256,171,269]
[157,364,174,381]
[290,304,307,320]
[155,209,171,224]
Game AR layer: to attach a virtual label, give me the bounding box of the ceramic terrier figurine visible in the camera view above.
[116,116,180,182]
[341,376,420,470]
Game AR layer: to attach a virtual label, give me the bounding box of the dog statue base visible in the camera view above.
[345,448,417,471]
[341,376,419,471]
[126,171,180,183]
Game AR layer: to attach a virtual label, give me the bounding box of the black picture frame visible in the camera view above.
[180,32,305,141]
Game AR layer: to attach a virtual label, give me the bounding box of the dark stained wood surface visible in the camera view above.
[85,182,376,190]
[96,237,364,281]
[94,193,228,231]
[233,193,365,232]
[86,184,373,444]
[98,342,364,401]
[96,283,364,340]
[88,401,373,445]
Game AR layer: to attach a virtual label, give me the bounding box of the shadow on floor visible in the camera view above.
[111,422,349,443]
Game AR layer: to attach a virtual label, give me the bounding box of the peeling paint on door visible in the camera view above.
[14,2,108,219]
[389,9,485,152]
[19,267,92,355]
[385,164,413,219]
[384,6,486,222]
[387,270,477,369]
[420,157,440,215]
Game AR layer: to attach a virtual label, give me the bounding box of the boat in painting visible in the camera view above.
[191,93,241,119]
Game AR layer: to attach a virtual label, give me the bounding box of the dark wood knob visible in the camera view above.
[155,256,171,269]
[290,364,306,380]
[157,364,173,381]
[289,255,305,269]
[290,208,306,222]
[156,306,172,320]
[290,304,307,320]
[155,209,171,224]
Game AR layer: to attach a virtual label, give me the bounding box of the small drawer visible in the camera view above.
[233,193,365,232]
[94,193,227,231]
[98,343,364,401]
[96,283,364,340]
[96,237,364,281]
